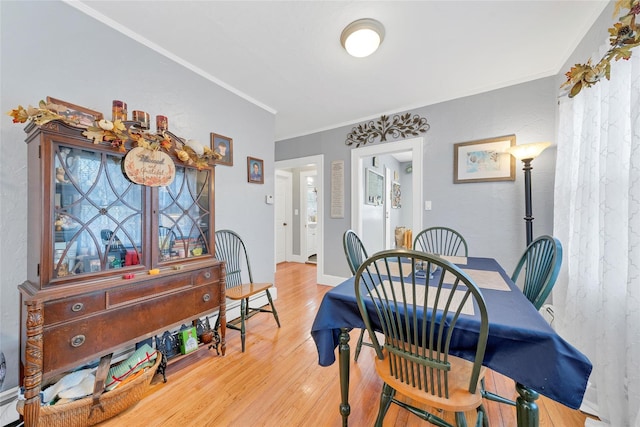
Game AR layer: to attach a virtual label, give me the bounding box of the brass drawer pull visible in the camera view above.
[204,272,211,279]
[71,302,84,312]
[202,293,211,302]
[71,335,86,347]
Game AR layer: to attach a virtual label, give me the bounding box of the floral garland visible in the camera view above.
[7,100,221,169]
[562,0,640,97]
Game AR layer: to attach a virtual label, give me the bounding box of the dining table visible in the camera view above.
[310,256,592,427]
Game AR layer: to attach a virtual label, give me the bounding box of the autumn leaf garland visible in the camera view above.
[7,101,221,169]
[562,0,640,97]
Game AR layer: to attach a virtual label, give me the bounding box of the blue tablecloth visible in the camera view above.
[311,257,592,409]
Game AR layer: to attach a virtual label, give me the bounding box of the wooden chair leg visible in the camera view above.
[354,328,366,362]
[266,289,280,327]
[375,383,394,427]
[239,298,247,352]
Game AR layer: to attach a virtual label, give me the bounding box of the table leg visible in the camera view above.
[515,383,539,427]
[339,327,351,427]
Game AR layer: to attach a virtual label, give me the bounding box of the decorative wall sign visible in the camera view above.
[124,147,176,186]
[346,112,430,147]
[330,160,345,218]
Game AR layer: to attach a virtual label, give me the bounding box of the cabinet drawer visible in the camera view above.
[107,273,192,307]
[44,293,105,325]
[194,283,222,313]
[42,282,222,373]
[193,266,221,285]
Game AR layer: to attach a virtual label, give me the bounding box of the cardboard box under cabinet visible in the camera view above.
[179,327,198,354]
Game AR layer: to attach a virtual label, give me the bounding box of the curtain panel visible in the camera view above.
[555,53,640,426]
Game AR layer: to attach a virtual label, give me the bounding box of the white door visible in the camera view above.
[275,171,292,263]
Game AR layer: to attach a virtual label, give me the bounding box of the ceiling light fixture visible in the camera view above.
[340,18,385,58]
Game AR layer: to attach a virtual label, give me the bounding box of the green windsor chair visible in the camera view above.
[342,230,374,362]
[413,226,469,257]
[481,235,562,406]
[355,249,489,427]
[214,229,281,352]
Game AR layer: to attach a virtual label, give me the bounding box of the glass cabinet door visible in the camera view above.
[53,144,143,278]
[157,166,211,262]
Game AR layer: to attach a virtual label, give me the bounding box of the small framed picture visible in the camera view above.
[247,157,264,184]
[211,133,233,166]
[453,135,516,183]
[46,96,103,129]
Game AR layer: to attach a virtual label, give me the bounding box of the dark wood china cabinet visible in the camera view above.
[19,120,226,426]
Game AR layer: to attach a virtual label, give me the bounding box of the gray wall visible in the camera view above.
[0,1,275,391]
[276,76,558,279]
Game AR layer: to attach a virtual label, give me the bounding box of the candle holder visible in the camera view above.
[132,110,150,129]
[156,115,168,133]
[112,100,127,122]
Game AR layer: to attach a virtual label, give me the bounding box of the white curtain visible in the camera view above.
[555,51,640,427]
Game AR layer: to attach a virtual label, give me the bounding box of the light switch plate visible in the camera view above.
[265,195,274,204]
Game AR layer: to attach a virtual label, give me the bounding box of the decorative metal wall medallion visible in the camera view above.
[346,113,430,147]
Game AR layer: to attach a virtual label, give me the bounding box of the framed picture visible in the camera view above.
[453,135,516,183]
[392,182,401,208]
[46,96,103,129]
[247,156,264,184]
[365,168,384,205]
[211,133,233,166]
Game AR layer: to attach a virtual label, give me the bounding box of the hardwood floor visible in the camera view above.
[100,262,590,426]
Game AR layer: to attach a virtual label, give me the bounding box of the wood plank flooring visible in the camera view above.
[100,262,592,426]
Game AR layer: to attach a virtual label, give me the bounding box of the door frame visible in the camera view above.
[275,155,324,285]
[351,137,424,244]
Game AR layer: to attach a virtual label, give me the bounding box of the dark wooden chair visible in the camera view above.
[214,229,280,352]
[355,249,489,426]
[481,235,562,406]
[342,229,373,362]
[413,226,468,257]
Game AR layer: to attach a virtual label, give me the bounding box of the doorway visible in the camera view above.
[300,170,318,264]
[351,137,423,252]
[274,155,324,284]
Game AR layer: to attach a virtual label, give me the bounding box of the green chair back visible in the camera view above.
[413,226,468,257]
[343,229,368,275]
[214,229,254,288]
[512,235,562,310]
[354,249,488,397]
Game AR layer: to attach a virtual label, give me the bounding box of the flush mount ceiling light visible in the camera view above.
[340,18,385,58]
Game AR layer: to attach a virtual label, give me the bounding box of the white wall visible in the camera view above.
[0,0,275,392]
[276,76,558,278]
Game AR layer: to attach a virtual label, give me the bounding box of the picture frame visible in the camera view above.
[453,135,516,183]
[365,168,384,205]
[46,96,103,129]
[391,181,401,208]
[210,133,233,166]
[247,156,264,184]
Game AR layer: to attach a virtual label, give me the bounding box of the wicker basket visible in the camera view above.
[17,354,162,427]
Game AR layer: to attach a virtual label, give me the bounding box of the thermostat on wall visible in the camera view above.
[265,195,274,204]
